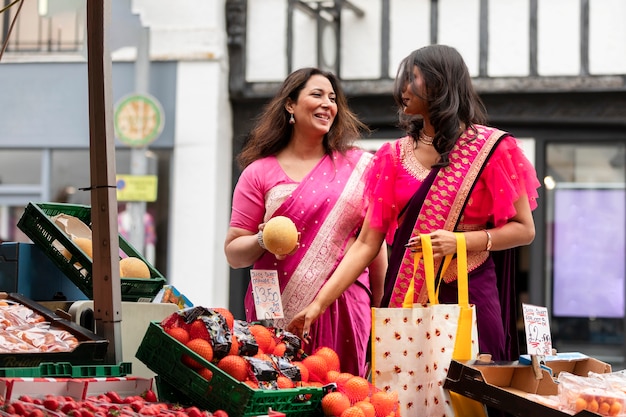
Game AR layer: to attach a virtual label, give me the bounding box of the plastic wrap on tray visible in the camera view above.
[558,371,626,416]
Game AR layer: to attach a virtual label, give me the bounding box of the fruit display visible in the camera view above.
[558,371,626,416]
[262,216,299,256]
[0,388,228,417]
[138,306,401,417]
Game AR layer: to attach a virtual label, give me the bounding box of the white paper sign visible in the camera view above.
[522,303,552,356]
[250,269,284,320]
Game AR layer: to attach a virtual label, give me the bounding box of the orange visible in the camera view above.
[249,324,274,353]
[292,361,310,383]
[302,354,329,383]
[609,401,622,416]
[197,367,213,382]
[119,256,151,278]
[212,307,235,330]
[321,391,351,417]
[335,373,354,389]
[262,216,298,255]
[326,370,340,383]
[314,346,341,372]
[599,402,611,415]
[588,399,599,413]
[370,391,398,417]
[182,338,214,369]
[574,397,587,412]
[340,406,366,417]
[189,319,211,341]
[228,335,240,356]
[343,376,371,404]
[273,342,287,357]
[217,355,249,382]
[354,401,376,417]
[245,380,259,389]
[277,376,295,389]
[166,327,190,345]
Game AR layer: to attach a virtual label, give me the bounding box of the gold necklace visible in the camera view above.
[418,129,434,146]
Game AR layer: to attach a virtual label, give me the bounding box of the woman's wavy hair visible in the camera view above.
[237,67,369,169]
[392,44,487,167]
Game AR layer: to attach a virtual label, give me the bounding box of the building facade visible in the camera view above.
[1,0,625,365]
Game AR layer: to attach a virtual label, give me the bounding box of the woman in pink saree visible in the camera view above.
[224,68,387,377]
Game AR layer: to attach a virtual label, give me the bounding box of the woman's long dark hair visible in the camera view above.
[392,45,487,167]
[237,67,369,169]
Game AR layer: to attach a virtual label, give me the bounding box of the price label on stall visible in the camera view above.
[522,303,553,356]
[250,270,284,320]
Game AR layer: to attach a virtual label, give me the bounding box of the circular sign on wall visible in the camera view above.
[114,93,165,147]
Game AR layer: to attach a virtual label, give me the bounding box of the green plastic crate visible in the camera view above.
[0,362,132,378]
[17,202,166,302]
[136,322,324,417]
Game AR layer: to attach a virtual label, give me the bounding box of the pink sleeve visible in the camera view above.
[364,141,401,242]
[475,136,541,227]
[229,163,267,232]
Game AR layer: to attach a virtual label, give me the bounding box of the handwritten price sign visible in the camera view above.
[522,303,552,356]
[250,270,284,320]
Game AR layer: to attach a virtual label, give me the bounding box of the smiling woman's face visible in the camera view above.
[289,74,337,136]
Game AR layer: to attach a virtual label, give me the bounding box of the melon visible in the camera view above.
[62,237,93,267]
[120,256,151,279]
[262,216,298,256]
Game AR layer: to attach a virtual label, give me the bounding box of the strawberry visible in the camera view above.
[213,410,229,417]
[217,355,249,382]
[28,409,45,417]
[43,398,60,411]
[185,406,203,417]
[12,402,27,416]
[62,402,79,414]
[105,391,123,404]
[141,390,158,403]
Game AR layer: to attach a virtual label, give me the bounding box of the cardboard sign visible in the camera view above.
[522,303,552,356]
[250,270,284,320]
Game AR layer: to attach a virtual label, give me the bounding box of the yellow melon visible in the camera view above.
[262,216,298,256]
[61,237,93,269]
[120,257,151,279]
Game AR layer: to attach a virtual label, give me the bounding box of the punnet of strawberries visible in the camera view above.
[0,389,229,417]
[159,307,401,417]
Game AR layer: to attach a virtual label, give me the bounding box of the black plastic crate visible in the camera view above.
[17,202,166,302]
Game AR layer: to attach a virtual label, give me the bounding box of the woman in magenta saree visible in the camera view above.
[225,68,386,377]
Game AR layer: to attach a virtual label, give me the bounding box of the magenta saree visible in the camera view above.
[234,149,373,376]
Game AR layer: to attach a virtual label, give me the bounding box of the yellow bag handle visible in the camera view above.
[402,233,468,307]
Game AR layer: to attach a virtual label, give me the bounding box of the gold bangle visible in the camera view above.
[484,229,492,251]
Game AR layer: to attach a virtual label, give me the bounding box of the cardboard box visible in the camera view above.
[444,357,612,417]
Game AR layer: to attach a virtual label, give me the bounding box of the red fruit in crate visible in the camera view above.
[185,407,203,417]
[183,338,214,369]
[273,342,287,357]
[314,346,341,372]
[369,391,398,417]
[212,308,235,330]
[321,391,351,417]
[302,354,328,383]
[228,335,239,356]
[354,401,376,417]
[249,324,274,353]
[277,375,295,389]
[166,327,190,345]
[340,406,366,417]
[343,376,371,404]
[189,319,211,341]
[213,410,229,417]
[43,398,60,411]
[197,367,214,382]
[141,389,158,403]
[217,355,249,382]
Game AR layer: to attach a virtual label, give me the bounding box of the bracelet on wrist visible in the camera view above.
[257,231,266,250]
[483,229,492,251]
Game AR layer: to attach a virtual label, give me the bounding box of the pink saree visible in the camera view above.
[231,149,373,376]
